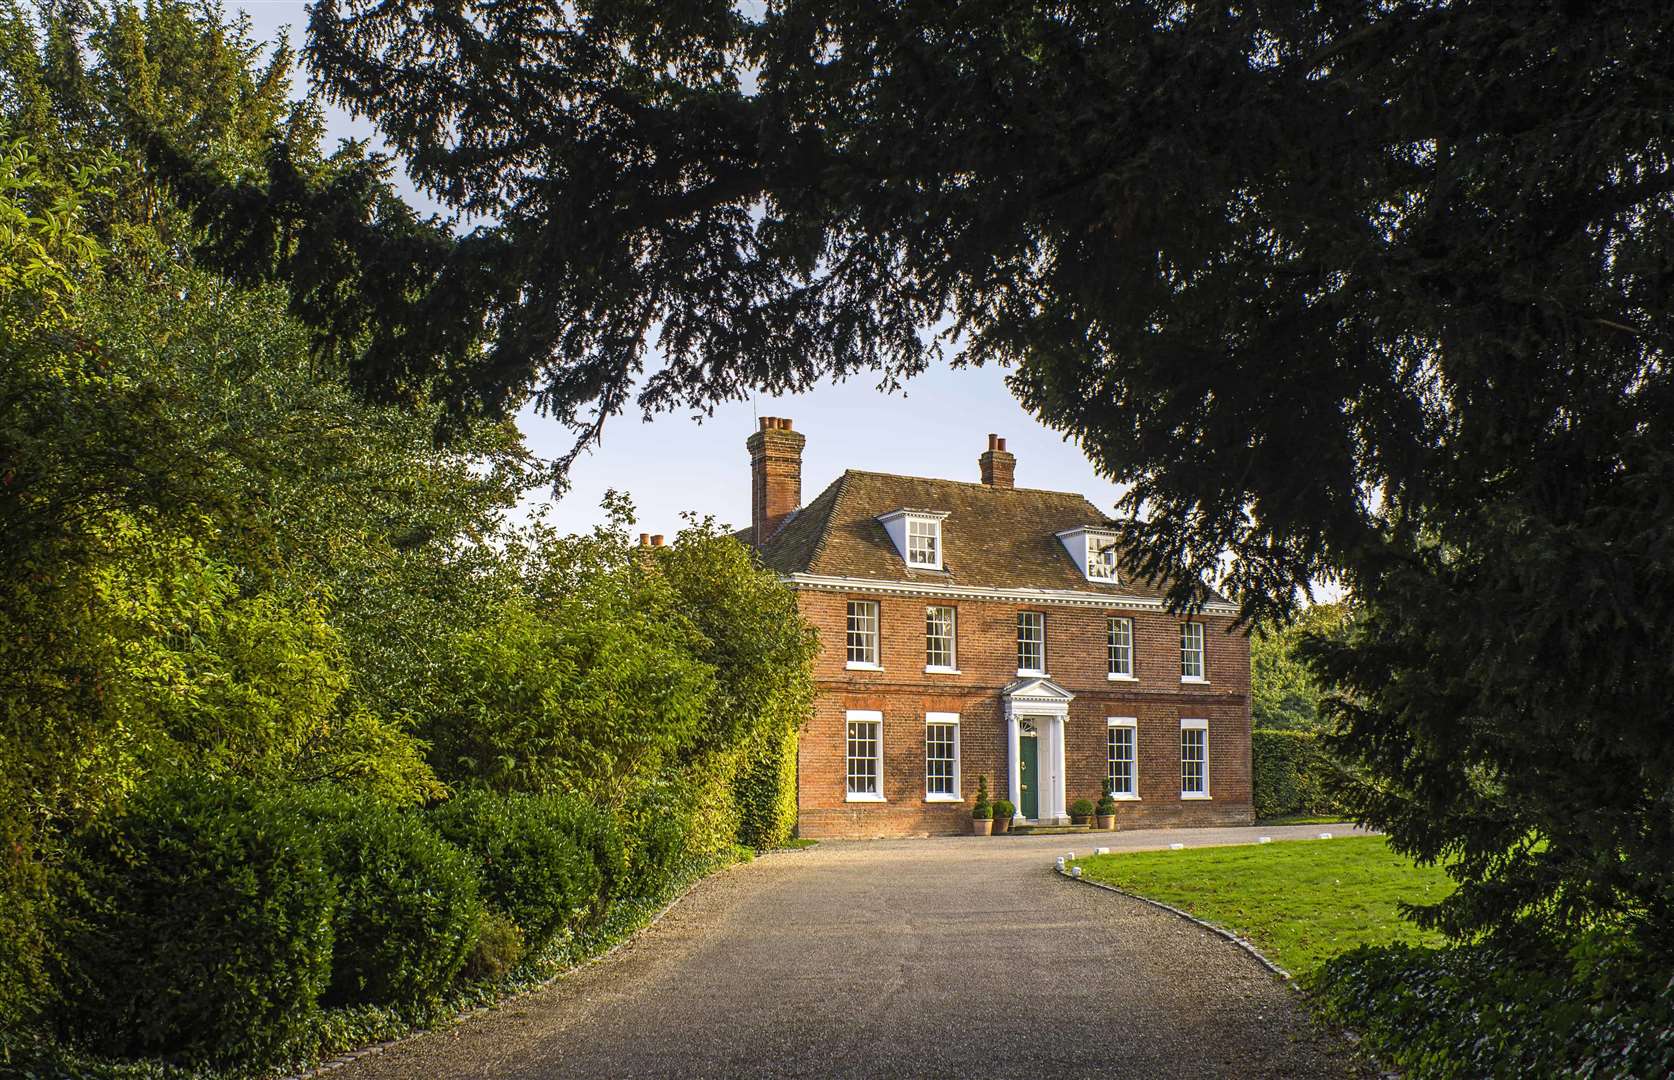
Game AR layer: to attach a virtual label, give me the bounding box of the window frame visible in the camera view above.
[1107,616,1135,680]
[846,599,881,670]
[845,710,885,802]
[1106,717,1139,799]
[924,712,961,802]
[905,517,942,569]
[1180,620,1207,683]
[1086,535,1120,581]
[924,605,959,673]
[1016,610,1047,675]
[1180,718,1210,799]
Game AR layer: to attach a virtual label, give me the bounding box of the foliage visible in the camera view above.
[171,0,1674,949]
[1072,836,1452,979]
[460,910,525,985]
[1315,941,1674,1079]
[1250,603,1349,731]
[55,777,336,1067]
[1070,798,1096,818]
[991,799,1014,821]
[1250,730,1349,821]
[971,776,991,820]
[1096,794,1117,816]
[428,791,604,955]
[290,789,483,1009]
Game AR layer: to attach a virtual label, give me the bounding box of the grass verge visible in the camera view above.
[1254,813,1354,826]
[1071,835,1452,978]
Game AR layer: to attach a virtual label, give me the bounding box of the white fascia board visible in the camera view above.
[783,572,1240,616]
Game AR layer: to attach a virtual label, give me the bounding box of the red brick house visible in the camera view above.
[745,418,1254,838]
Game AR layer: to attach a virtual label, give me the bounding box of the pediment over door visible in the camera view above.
[1001,676,1075,706]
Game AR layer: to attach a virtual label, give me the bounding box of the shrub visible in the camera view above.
[1251,728,1349,819]
[621,779,695,901]
[428,791,600,954]
[972,775,992,820]
[1096,794,1118,816]
[460,910,524,984]
[56,776,335,1066]
[991,799,1015,821]
[289,788,483,1008]
[732,723,799,849]
[1070,798,1096,818]
[1315,940,1674,1079]
[0,803,51,1032]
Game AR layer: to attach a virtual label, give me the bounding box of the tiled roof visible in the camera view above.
[756,470,1176,601]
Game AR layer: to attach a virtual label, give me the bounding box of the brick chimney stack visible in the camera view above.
[747,417,805,546]
[979,433,1015,488]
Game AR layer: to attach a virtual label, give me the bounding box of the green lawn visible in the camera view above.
[1072,835,1454,978]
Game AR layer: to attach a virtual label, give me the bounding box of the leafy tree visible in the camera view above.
[1251,602,1349,731]
[162,2,1674,947]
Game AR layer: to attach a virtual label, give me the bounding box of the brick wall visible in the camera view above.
[794,590,1253,838]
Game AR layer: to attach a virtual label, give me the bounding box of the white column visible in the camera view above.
[1007,711,1022,821]
[1050,714,1068,823]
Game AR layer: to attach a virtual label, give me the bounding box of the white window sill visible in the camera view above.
[924,794,963,803]
[924,665,962,675]
[845,661,883,671]
[1017,669,1047,678]
[1107,673,1137,682]
[906,561,942,572]
[1111,793,1141,802]
[1180,792,1212,801]
[1180,676,1209,685]
[845,792,886,803]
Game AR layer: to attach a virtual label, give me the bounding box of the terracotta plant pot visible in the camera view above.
[971,818,993,836]
[993,815,1012,835]
[1071,814,1091,826]
[1096,813,1116,831]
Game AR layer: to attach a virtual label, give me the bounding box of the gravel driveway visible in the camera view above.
[325,826,1365,1079]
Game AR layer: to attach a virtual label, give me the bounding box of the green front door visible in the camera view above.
[1019,735,1039,819]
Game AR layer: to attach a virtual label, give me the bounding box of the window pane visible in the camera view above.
[1017,611,1045,672]
[1181,728,1207,795]
[847,601,878,665]
[847,720,880,795]
[926,606,956,668]
[926,722,958,797]
[1088,539,1118,580]
[1181,621,1204,679]
[1108,617,1133,676]
[1107,726,1135,796]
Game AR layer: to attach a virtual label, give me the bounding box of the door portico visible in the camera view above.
[1003,677,1075,825]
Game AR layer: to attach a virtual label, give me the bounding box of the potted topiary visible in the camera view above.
[971,775,993,836]
[1070,797,1096,826]
[992,798,1015,834]
[1096,792,1118,831]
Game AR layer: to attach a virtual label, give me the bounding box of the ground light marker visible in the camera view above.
[1094,847,1109,856]
[1071,866,1083,878]
[1258,837,1272,844]
[1169,842,1185,850]
[1318,832,1333,840]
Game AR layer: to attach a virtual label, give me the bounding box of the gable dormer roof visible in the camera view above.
[754,469,1193,601]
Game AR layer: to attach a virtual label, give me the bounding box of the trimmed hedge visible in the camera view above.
[1250,728,1347,819]
[1316,941,1674,1078]
[56,777,335,1066]
[290,789,483,1008]
[733,724,799,849]
[428,791,609,954]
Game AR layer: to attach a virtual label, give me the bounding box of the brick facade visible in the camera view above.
[794,591,1254,838]
[745,421,1255,839]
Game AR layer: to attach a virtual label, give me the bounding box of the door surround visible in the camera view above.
[1003,677,1075,825]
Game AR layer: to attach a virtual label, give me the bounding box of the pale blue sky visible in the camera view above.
[232,3,1130,535]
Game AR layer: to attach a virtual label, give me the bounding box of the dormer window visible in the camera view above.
[1057,526,1122,583]
[877,509,949,570]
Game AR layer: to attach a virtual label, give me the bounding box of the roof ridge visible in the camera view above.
[803,470,854,568]
[842,467,1091,500]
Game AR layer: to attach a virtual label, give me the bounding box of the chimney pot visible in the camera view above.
[638,533,650,546]
[651,534,665,547]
